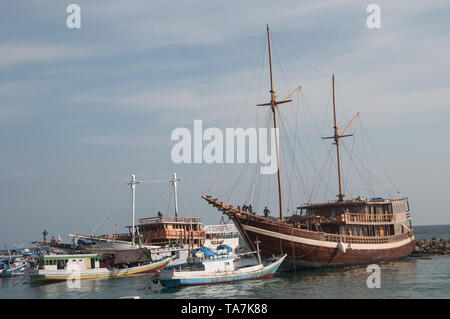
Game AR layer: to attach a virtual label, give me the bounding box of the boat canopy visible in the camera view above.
[194,246,217,257]
[112,248,151,265]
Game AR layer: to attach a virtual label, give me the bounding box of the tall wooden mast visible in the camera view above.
[267,25,284,220]
[332,75,344,201]
[323,74,359,202]
[256,25,301,220]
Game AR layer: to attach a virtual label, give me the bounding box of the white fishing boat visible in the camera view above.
[157,242,286,288]
[27,249,171,282]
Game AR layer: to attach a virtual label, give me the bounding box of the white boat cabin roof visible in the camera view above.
[40,254,99,260]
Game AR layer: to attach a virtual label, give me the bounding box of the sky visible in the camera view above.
[1,0,449,247]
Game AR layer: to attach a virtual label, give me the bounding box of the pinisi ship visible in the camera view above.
[203,25,415,269]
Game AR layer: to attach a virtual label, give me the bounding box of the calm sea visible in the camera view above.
[1,225,449,299]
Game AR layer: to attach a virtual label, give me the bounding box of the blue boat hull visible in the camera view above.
[160,256,284,288]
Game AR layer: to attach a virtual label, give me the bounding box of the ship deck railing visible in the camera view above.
[324,231,413,244]
[141,229,206,240]
[98,233,131,240]
[343,213,394,224]
[137,216,202,225]
[203,224,238,234]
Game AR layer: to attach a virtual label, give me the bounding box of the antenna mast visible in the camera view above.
[128,174,140,245]
[171,173,181,219]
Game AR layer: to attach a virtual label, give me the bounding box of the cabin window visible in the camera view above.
[90,258,95,269]
[57,260,65,270]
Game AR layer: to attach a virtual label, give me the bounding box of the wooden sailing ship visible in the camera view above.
[202,25,415,269]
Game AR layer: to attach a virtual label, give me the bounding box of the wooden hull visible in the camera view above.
[30,257,171,282]
[235,216,415,270]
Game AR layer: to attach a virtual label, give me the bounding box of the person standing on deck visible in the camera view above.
[264,206,270,217]
[42,229,48,242]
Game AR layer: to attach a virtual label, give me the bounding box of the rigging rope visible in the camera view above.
[271,32,329,78]
[92,186,129,234]
[359,116,401,195]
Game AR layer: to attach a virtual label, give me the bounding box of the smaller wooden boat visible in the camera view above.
[0,247,29,278]
[1,261,26,278]
[157,243,286,288]
[27,249,172,282]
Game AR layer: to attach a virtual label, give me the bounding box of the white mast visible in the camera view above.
[171,173,181,219]
[128,174,140,245]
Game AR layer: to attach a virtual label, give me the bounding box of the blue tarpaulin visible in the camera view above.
[217,244,232,253]
[194,246,217,257]
[77,238,95,245]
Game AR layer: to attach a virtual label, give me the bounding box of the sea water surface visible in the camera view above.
[1,225,449,299]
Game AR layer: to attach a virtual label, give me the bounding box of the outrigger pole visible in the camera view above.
[257,25,301,220]
[322,74,359,202]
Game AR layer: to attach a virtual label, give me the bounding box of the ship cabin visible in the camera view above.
[131,216,206,247]
[204,224,240,247]
[179,246,235,273]
[293,197,412,237]
[37,254,101,271]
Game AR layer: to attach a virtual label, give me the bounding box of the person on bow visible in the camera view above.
[264,206,270,217]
